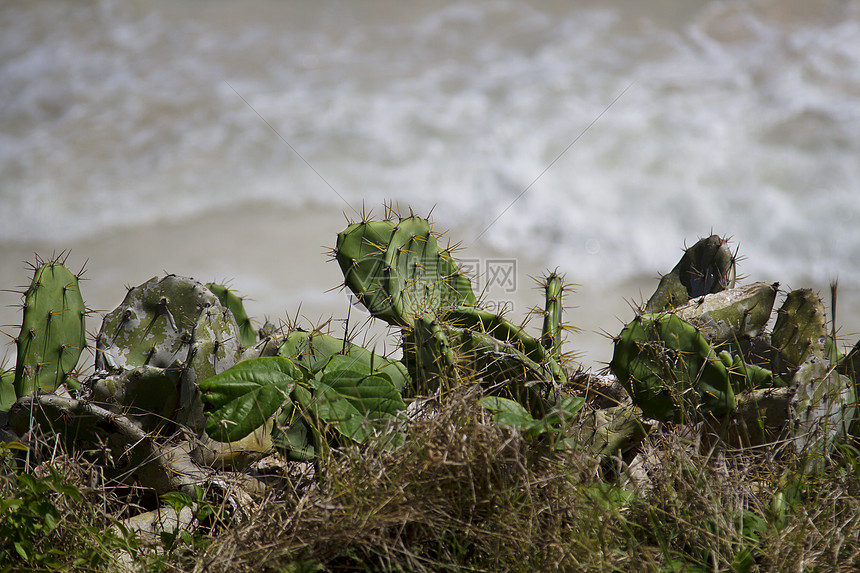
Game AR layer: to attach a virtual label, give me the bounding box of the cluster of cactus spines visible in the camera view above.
[206,282,257,348]
[645,234,737,313]
[610,313,736,422]
[13,256,87,398]
[335,215,477,328]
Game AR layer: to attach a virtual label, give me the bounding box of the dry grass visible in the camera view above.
[6,386,860,572]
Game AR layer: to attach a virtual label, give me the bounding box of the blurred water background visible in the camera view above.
[2,0,859,369]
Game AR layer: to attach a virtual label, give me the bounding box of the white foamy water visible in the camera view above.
[2,0,860,367]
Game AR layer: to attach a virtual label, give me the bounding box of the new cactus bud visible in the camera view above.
[206,282,257,348]
[14,258,86,397]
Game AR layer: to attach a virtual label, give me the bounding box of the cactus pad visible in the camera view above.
[610,313,735,422]
[14,259,86,397]
[335,216,476,327]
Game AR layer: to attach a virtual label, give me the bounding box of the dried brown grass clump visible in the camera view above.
[189,389,633,572]
[9,388,860,572]
[184,409,860,573]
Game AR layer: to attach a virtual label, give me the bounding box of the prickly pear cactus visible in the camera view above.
[645,235,736,313]
[335,215,477,327]
[610,313,736,422]
[96,275,219,372]
[14,258,87,397]
[93,275,242,435]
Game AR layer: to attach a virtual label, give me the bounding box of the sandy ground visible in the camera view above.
[2,204,858,372]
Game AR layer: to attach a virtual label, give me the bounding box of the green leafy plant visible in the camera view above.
[479,395,584,450]
[159,485,217,552]
[0,467,81,569]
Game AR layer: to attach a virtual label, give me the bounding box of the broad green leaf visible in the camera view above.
[278,330,410,391]
[0,368,15,412]
[200,357,299,442]
[309,365,406,443]
[479,396,540,431]
[493,411,540,431]
[478,396,532,418]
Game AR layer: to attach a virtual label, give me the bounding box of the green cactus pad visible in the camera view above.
[610,313,735,422]
[401,314,457,395]
[206,283,257,347]
[645,235,736,313]
[540,272,564,361]
[179,306,242,433]
[14,260,86,397]
[771,288,827,380]
[96,275,224,372]
[790,356,856,467]
[336,216,476,327]
[443,307,566,385]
